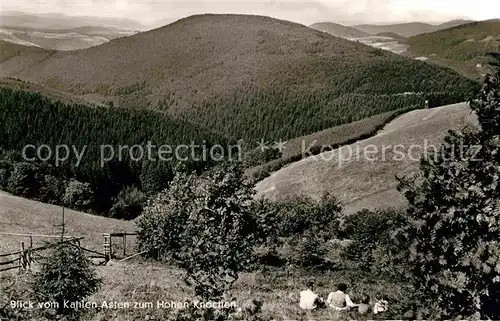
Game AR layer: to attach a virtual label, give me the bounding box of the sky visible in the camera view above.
[1,0,499,27]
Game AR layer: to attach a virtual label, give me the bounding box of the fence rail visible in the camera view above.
[0,250,22,258]
[0,258,20,266]
[0,237,85,273]
[0,232,76,238]
[0,230,138,273]
[0,264,21,273]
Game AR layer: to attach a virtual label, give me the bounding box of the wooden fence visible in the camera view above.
[0,231,139,273]
[103,232,137,260]
[0,236,104,273]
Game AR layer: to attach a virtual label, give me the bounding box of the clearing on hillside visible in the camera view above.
[0,191,135,254]
[255,103,478,214]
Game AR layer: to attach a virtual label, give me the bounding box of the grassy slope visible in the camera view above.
[407,19,500,78]
[255,103,478,214]
[0,14,477,140]
[88,261,408,321]
[245,109,405,178]
[309,22,370,38]
[0,191,135,254]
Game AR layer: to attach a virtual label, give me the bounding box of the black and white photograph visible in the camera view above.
[0,0,499,320]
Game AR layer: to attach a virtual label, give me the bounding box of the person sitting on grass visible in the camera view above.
[357,294,371,315]
[299,281,325,310]
[326,283,356,310]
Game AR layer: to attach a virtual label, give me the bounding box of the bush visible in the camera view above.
[62,180,93,211]
[138,164,258,299]
[292,231,328,268]
[38,174,67,204]
[33,242,102,319]
[277,193,342,239]
[0,274,35,321]
[6,162,39,197]
[109,186,146,219]
[340,209,409,274]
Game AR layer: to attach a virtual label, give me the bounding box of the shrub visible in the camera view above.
[62,180,94,211]
[137,172,198,260]
[396,55,500,319]
[292,231,328,268]
[248,199,283,267]
[33,242,102,319]
[109,186,146,219]
[6,162,39,197]
[277,193,342,239]
[138,164,258,299]
[38,174,67,204]
[0,274,35,321]
[340,209,409,274]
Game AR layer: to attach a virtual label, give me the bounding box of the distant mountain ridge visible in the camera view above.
[309,22,369,38]
[0,25,138,50]
[353,19,474,37]
[0,12,141,50]
[375,32,407,41]
[0,14,478,141]
[0,12,145,30]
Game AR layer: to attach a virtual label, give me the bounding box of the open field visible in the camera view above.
[0,191,135,254]
[255,103,478,214]
[245,108,408,179]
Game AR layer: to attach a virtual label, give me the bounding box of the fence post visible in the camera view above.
[123,233,127,257]
[103,233,111,261]
[20,242,26,270]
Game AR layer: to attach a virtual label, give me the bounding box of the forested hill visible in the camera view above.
[309,22,370,38]
[0,14,479,141]
[0,40,52,63]
[0,86,231,216]
[408,19,500,77]
[353,20,474,37]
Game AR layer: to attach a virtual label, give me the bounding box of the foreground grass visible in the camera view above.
[87,260,409,320]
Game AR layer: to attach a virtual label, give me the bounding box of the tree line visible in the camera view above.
[0,87,232,217]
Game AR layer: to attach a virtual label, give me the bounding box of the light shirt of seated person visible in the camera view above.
[299,281,321,310]
[326,283,355,310]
